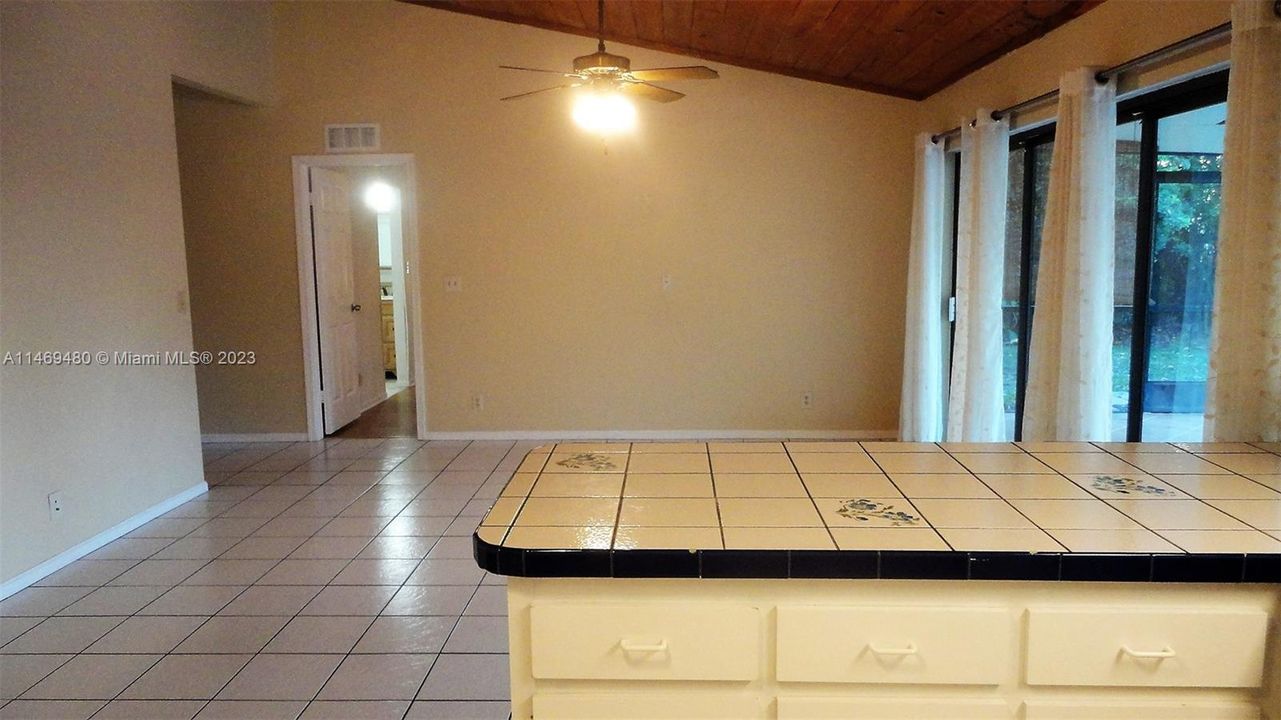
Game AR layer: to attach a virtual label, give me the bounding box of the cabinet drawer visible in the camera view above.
[1022,700,1260,719]
[776,606,1009,685]
[778,697,1014,719]
[529,603,759,681]
[1026,608,1268,688]
[533,693,763,719]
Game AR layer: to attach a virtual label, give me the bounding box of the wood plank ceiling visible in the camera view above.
[412,1,1103,100]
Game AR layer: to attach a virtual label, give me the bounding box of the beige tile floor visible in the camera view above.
[0,438,532,720]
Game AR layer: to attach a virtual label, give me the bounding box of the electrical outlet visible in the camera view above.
[801,391,814,408]
[471,394,484,411]
[661,274,674,291]
[444,276,462,293]
[48,491,64,519]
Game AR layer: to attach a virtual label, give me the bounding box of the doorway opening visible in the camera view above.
[292,154,425,440]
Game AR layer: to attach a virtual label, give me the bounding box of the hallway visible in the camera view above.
[331,388,417,439]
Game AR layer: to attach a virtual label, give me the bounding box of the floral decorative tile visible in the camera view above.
[835,498,922,527]
[477,442,1281,556]
[555,453,619,471]
[1091,475,1176,497]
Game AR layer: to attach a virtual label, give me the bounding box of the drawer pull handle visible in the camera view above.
[1121,645,1176,660]
[619,639,669,654]
[868,642,918,657]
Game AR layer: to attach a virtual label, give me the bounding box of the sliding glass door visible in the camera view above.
[1002,133,1053,440]
[991,71,1227,442]
[1126,101,1225,440]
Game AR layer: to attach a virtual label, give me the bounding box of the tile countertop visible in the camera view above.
[472,441,1281,583]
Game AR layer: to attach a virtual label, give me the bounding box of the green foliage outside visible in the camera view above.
[999,150,1222,414]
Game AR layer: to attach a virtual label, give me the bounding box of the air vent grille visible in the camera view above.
[325,123,380,153]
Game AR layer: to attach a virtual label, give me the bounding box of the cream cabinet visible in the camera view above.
[507,579,1281,720]
[777,697,1016,719]
[533,693,766,719]
[529,603,760,681]
[379,298,395,374]
[776,606,1010,685]
[1021,700,1262,719]
[1026,607,1270,688]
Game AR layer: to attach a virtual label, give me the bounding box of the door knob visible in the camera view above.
[351,303,362,312]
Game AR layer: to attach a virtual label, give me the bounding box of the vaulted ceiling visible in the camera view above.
[412,0,1103,100]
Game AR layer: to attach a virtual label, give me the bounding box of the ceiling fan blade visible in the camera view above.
[628,66,719,82]
[499,65,575,77]
[500,85,575,102]
[620,81,685,103]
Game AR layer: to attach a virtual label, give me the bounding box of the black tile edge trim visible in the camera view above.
[1244,554,1281,584]
[1061,553,1153,582]
[968,553,1062,581]
[614,549,700,578]
[789,550,878,579]
[523,549,611,577]
[700,550,788,578]
[473,532,501,573]
[880,551,969,580]
[471,534,1281,584]
[1152,553,1245,583]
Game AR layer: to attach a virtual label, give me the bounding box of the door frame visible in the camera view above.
[291,153,427,441]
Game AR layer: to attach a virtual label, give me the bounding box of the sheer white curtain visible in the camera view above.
[1021,69,1117,441]
[947,113,1008,442]
[900,134,947,441]
[1205,0,1281,442]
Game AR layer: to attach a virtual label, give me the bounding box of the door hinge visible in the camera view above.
[947,296,957,323]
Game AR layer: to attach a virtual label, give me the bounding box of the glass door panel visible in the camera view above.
[1112,120,1141,440]
[1002,148,1025,439]
[1141,104,1224,441]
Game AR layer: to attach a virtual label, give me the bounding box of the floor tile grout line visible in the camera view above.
[85,437,450,713]
[399,439,511,718]
[27,438,430,712]
[288,438,511,715]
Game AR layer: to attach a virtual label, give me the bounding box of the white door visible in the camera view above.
[310,166,362,432]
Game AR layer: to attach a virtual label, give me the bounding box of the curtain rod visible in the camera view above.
[930,20,1233,145]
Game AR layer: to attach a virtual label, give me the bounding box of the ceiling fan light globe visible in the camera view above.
[571,92,636,135]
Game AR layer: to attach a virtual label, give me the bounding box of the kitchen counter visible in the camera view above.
[474,441,1281,720]
[475,441,1281,583]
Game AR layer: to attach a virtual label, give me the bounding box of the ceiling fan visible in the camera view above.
[499,0,719,104]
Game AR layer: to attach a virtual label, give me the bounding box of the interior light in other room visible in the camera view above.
[363,181,398,213]
[572,91,637,135]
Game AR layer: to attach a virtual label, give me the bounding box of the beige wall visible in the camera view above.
[0,2,273,586]
[918,1,1232,134]
[179,1,918,436]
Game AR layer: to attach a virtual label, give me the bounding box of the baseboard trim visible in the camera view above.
[201,433,309,443]
[422,429,897,441]
[0,481,209,600]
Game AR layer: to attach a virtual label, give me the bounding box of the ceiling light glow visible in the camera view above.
[363,181,398,213]
[572,92,637,134]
